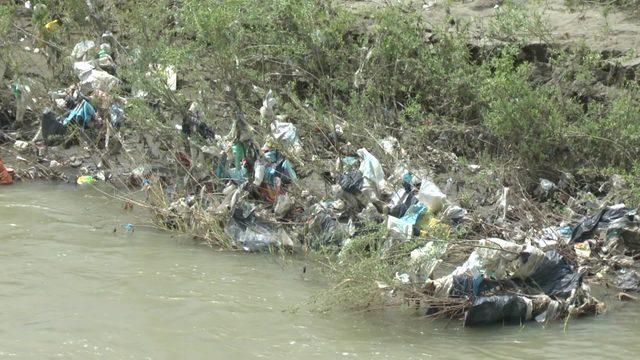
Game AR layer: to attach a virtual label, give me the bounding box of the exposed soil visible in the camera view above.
[347,0,640,55]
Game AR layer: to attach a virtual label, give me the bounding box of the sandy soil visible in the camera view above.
[346,0,640,55]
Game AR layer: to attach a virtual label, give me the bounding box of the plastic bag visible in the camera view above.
[271,120,302,153]
[73,61,120,93]
[464,295,532,326]
[81,70,119,93]
[64,99,96,127]
[253,162,266,186]
[274,194,294,218]
[387,215,412,240]
[401,203,427,225]
[337,171,364,194]
[110,103,125,127]
[225,218,280,252]
[378,136,398,155]
[453,238,523,278]
[260,90,276,120]
[523,250,582,298]
[165,66,177,91]
[71,40,96,61]
[417,179,446,213]
[357,148,385,193]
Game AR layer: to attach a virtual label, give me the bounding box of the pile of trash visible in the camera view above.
[159,87,470,255]
[422,238,602,325]
[3,9,640,327]
[160,104,634,325]
[394,201,640,325]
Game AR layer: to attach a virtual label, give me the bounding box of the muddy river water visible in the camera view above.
[1,183,639,359]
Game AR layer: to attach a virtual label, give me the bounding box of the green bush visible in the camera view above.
[0,3,14,43]
[480,46,563,163]
[361,7,482,123]
[570,84,640,168]
[486,0,552,44]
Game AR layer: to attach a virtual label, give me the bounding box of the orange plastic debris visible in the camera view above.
[0,158,13,185]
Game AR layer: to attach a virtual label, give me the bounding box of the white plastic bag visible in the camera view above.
[417,179,446,213]
[165,66,177,91]
[271,120,302,153]
[357,148,385,193]
[378,136,398,155]
[260,90,276,121]
[71,40,96,61]
[253,162,266,186]
[73,60,96,78]
[387,215,412,240]
[80,70,119,93]
[274,195,294,218]
[72,60,119,93]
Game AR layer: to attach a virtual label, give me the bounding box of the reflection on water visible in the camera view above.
[1,183,638,359]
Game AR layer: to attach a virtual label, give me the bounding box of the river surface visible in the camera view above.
[1,183,639,359]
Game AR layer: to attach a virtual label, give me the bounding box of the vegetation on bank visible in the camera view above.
[2,1,639,171]
[1,0,639,311]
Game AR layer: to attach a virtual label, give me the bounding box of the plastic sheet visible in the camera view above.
[464,295,532,326]
[64,99,96,127]
[571,205,634,243]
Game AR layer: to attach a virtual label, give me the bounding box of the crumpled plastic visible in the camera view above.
[71,40,96,61]
[73,61,120,93]
[417,179,446,213]
[337,171,364,194]
[271,120,303,154]
[357,148,385,195]
[64,99,96,127]
[464,295,533,326]
[260,90,276,121]
[110,103,125,127]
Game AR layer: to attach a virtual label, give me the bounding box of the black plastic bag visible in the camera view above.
[464,295,530,326]
[41,108,68,145]
[524,250,581,298]
[571,206,632,243]
[338,171,364,194]
[389,192,418,218]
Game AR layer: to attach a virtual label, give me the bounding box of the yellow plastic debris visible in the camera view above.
[44,19,60,30]
[77,175,95,185]
[418,217,450,237]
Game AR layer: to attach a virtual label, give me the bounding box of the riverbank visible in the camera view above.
[2,0,640,326]
[3,183,640,358]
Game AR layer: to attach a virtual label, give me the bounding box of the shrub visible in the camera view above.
[480,46,563,163]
